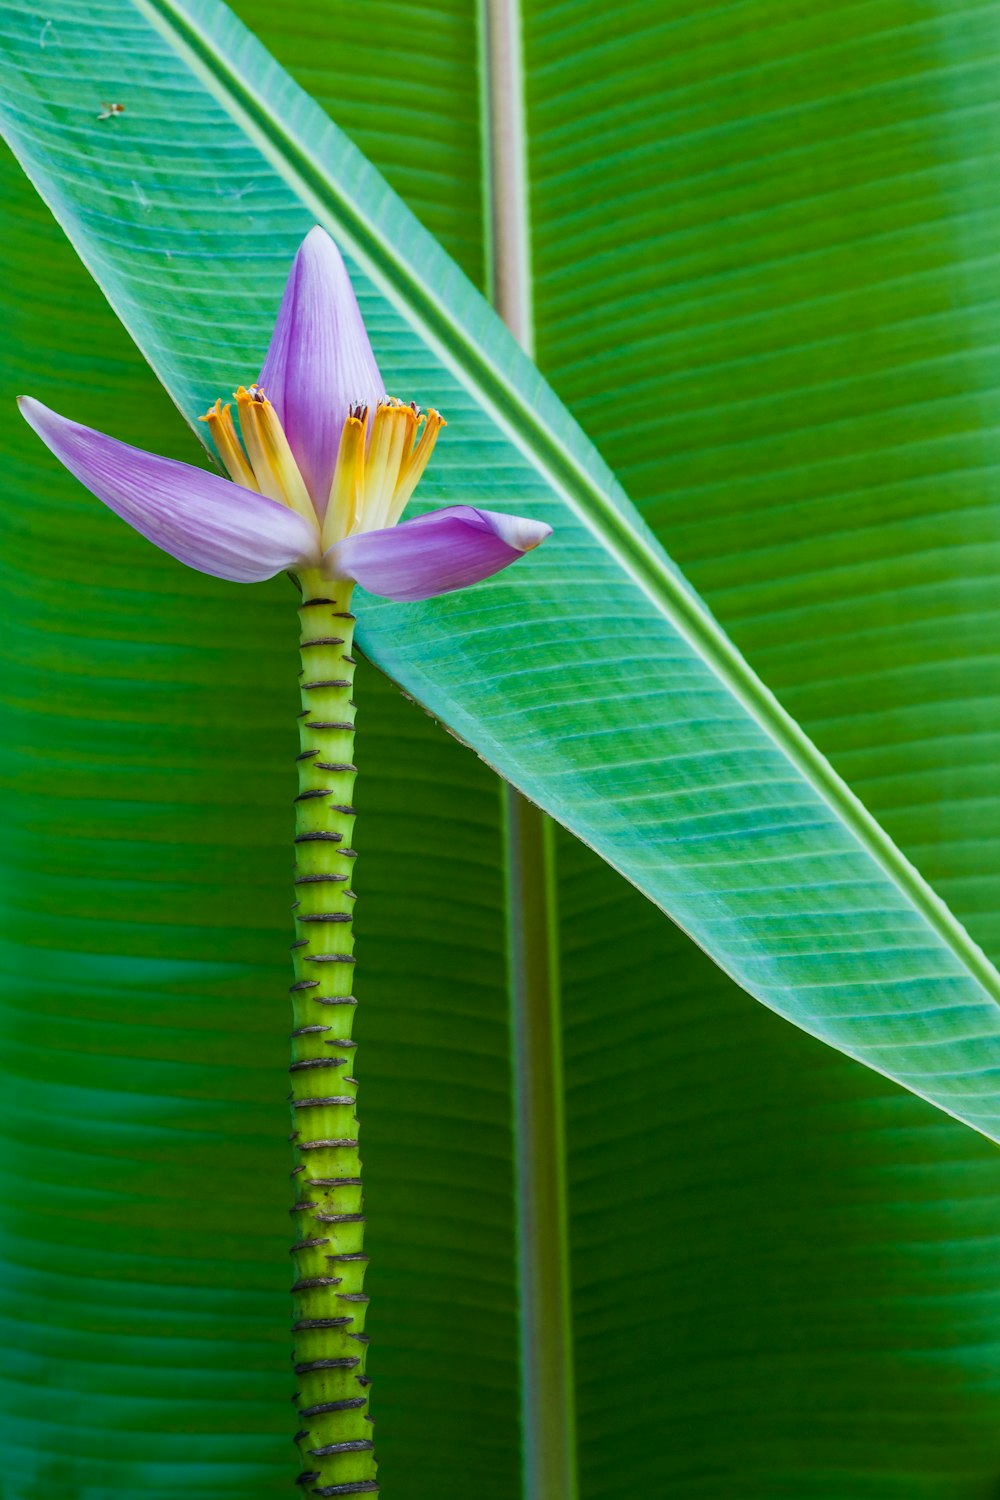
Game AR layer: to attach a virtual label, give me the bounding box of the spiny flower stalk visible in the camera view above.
[287,580,374,1494]
[18,224,551,1496]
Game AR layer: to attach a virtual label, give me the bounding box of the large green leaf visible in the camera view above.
[3,0,1000,1140]
[522,5,1000,1495]
[5,4,1000,1500]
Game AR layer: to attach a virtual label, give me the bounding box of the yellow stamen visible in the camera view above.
[235,385,317,526]
[361,399,420,533]
[387,409,446,527]
[322,411,368,550]
[198,398,259,491]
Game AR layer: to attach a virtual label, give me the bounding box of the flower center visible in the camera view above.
[200,389,445,545]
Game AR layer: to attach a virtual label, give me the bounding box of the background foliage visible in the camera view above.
[4,2,1000,1498]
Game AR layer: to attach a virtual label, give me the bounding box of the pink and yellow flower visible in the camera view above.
[19,226,550,601]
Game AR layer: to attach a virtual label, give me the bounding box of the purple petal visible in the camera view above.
[260,227,384,515]
[19,397,321,583]
[322,505,552,601]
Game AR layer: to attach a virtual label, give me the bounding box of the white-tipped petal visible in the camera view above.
[321,504,551,601]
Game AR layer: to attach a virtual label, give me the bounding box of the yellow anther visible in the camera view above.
[199,398,259,491]
[195,384,441,540]
[387,409,445,527]
[360,399,419,533]
[322,412,368,550]
[234,386,317,526]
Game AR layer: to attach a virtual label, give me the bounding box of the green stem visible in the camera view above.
[503,792,577,1500]
[288,570,377,1498]
[480,0,578,1490]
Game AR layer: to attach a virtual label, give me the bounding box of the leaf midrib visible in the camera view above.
[479,1,579,1496]
[131,0,1000,1012]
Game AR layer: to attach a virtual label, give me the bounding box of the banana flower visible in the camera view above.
[19,225,550,600]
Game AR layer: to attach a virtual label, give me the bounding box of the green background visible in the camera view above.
[4,2,1000,1496]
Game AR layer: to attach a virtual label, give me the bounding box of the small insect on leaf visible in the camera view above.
[97,101,125,121]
